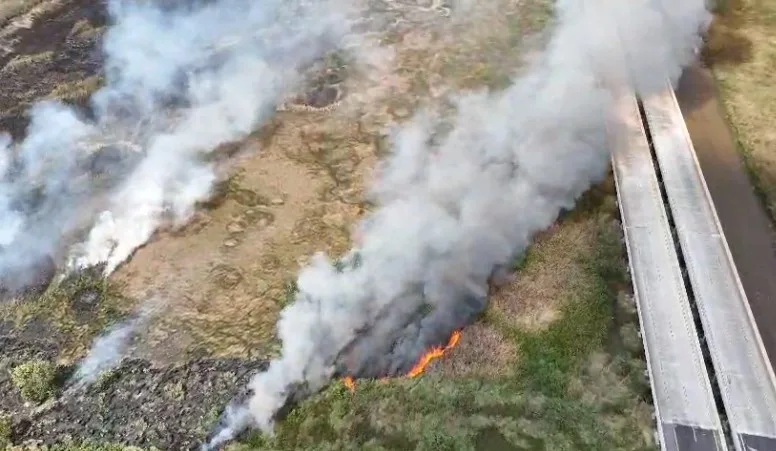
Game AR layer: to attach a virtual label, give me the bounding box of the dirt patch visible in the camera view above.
[111,134,357,361]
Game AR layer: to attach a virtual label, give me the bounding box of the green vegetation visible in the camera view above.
[47,75,104,104]
[0,412,11,449]
[0,265,132,360]
[95,368,121,391]
[279,280,298,308]
[163,381,186,401]
[230,187,653,451]
[23,442,159,451]
[508,217,627,398]
[706,0,776,223]
[10,359,57,404]
[1,52,54,73]
[51,446,149,451]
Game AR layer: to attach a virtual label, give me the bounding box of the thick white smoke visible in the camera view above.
[0,0,355,287]
[204,0,713,446]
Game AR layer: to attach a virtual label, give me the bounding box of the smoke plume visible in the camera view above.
[69,303,154,389]
[0,0,355,286]
[204,0,712,446]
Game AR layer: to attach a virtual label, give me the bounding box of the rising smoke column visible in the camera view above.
[204,0,713,445]
[69,0,358,274]
[0,0,354,284]
[69,303,154,389]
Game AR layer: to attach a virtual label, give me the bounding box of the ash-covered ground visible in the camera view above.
[2,336,265,450]
[1,303,265,449]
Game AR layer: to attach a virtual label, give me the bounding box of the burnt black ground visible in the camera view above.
[1,342,266,450]
[1,317,265,450]
[0,0,106,140]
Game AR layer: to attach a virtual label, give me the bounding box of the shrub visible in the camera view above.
[0,411,11,448]
[11,359,57,403]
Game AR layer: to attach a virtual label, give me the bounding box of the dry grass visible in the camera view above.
[490,220,598,332]
[47,75,103,103]
[68,18,102,40]
[708,0,776,219]
[0,0,44,27]
[438,182,621,378]
[436,322,518,378]
[1,50,52,72]
[0,0,64,56]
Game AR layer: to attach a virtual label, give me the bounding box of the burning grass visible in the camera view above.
[229,185,653,451]
[342,329,462,392]
[707,0,776,221]
[0,0,655,447]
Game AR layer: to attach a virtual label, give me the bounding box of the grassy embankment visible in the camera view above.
[706,0,776,221]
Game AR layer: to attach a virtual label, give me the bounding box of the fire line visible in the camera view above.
[342,330,461,392]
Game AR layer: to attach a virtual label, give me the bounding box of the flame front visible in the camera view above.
[340,330,461,391]
[407,330,461,378]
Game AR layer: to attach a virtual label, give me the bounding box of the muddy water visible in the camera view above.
[675,63,776,369]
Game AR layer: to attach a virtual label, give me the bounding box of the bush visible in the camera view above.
[11,359,58,404]
[0,411,11,448]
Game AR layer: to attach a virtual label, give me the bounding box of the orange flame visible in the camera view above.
[343,376,355,392]
[340,330,462,391]
[407,330,461,378]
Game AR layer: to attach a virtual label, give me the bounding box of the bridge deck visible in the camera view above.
[643,86,776,451]
[608,86,726,451]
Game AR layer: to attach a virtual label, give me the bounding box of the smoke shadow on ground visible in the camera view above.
[666,0,752,114]
[52,363,77,389]
[701,0,752,68]
[0,254,56,302]
[674,63,716,115]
